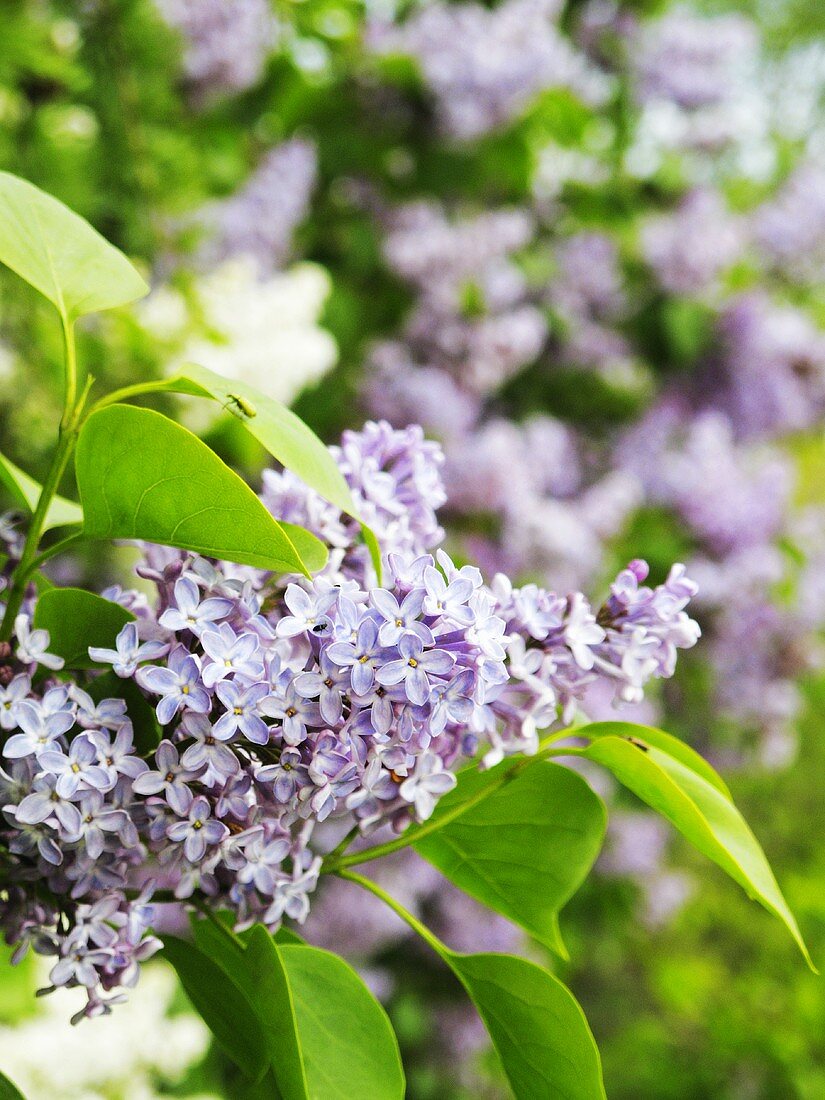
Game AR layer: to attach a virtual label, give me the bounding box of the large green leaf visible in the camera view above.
[118,363,382,578]
[0,450,83,532]
[0,171,148,320]
[236,929,309,1100]
[414,761,606,957]
[0,1070,25,1100]
[578,721,732,798]
[447,952,606,1100]
[276,942,404,1100]
[162,936,269,1082]
[32,588,133,669]
[583,735,814,968]
[75,405,327,576]
[191,921,404,1100]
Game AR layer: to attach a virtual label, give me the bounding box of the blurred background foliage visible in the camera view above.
[1,0,824,1096]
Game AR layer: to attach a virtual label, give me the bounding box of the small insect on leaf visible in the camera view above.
[224,394,258,420]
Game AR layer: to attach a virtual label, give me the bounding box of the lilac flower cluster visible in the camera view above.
[196,140,318,277]
[0,422,699,1020]
[368,0,610,140]
[376,202,547,396]
[154,0,278,102]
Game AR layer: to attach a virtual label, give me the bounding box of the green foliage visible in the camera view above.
[135,362,382,577]
[183,920,405,1099]
[75,404,327,576]
[0,450,82,532]
[32,587,133,668]
[580,730,814,968]
[162,935,270,1082]
[414,760,606,957]
[447,952,606,1100]
[0,171,147,322]
[581,721,732,797]
[0,1070,25,1100]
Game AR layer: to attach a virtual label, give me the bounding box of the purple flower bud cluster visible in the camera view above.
[196,140,318,276]
[154,0,279,102]
[369,0,610,140]
[377,202,547,396]
[1,421,698,1019]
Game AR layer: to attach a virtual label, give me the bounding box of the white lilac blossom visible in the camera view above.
[369,0,610,140]
[0,420,698,1020]
[0,959,211,1098]
[140,258,338,431]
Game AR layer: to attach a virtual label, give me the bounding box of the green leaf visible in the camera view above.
[87,671,161,755]
[191,921,404,1100]
[414,761,605,957]
[0,450,83,532]
[0,171,148,320]
[447,952,606,1100]
[162,935,269,1082]
[127,363,382,579]
[0,1070,26,1100]
[75,405,327,576]
[583,735,815,969]
[241,929,310,1100]
[579,721,732,799]
[32,588,134,669]
[276,942,405,1100]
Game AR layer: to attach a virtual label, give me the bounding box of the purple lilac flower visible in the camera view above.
[376,635,455,706]
[138,644,211,725]
[213,680,271,743]
[369,0,609,140]
[166,794,229,863]
[14,614,63,671]
[3,701,74,760]
[154,0,278,103]
[132,740,201,815]
[88,622,169,678]
[37,735,113,800]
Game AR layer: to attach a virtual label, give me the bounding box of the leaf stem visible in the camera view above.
[90,378,178,414]
[336,869,449,960]
[60,316,77,433]
[323,746,576,874]
[23,532,86,579]
[192,898,246,952]
[0,330,88,639]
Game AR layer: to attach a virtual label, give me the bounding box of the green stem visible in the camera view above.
[323,746,577,874]
[192,898,246,952]
[23,532,86,579]
[91,378,176,413]
[59,316,77,432]
[0,326,87,639]
[336,869,448,959]
[323,824,360,866]
[1,431,76,638]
